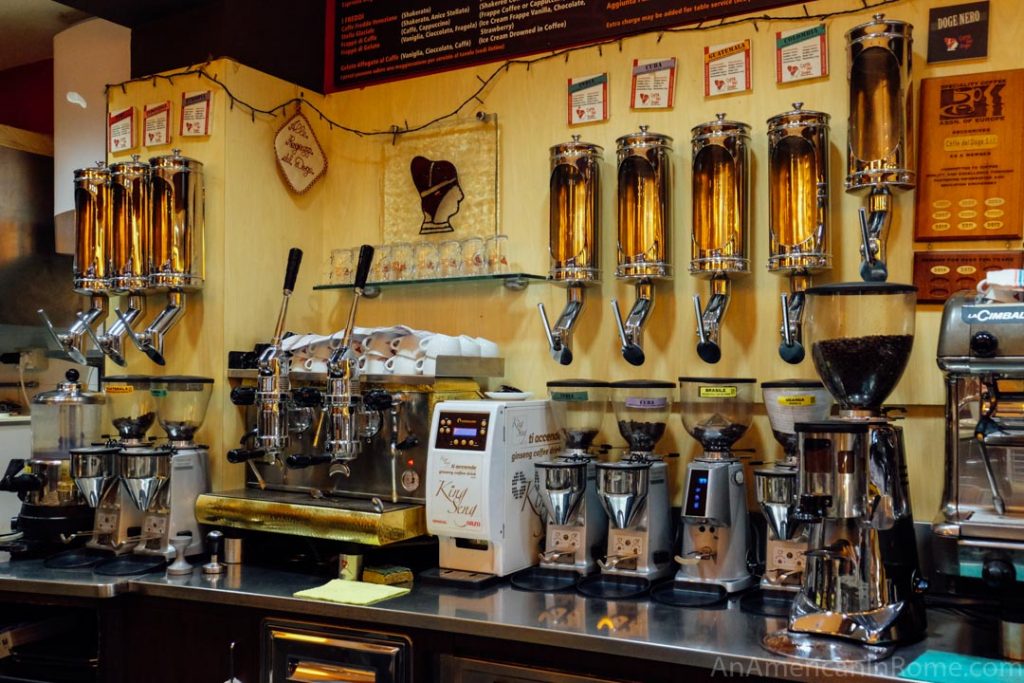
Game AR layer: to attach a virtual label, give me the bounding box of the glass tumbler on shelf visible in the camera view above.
[486,234,509,274]
[461,237,485,275]
[371,243,393,283]
[439,240,462,278]
[330,248,354,285]
[392,242,414,281]
[415,241,440,279]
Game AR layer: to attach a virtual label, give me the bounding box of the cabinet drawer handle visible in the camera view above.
[287,659,376,682]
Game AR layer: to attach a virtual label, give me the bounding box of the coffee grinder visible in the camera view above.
[744,380,832,616]
[659,377,755,606]
[0,370,106,558]
[578,380,674,598]
[512,380,610,592]
[129,376,212,559]
[763,282,926,660]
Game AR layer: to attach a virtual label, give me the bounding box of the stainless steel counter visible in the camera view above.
[0,553,1000,681]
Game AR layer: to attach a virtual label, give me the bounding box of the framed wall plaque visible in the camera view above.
[915,69,1024,241]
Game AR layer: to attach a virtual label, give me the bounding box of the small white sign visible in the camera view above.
[180,90,212,137]
[631,58,676,109]
[143,101,171,147]
[274,112,328,195]
[108,107,135,152]
[704,39,752,97]
[776,25,828,84]
[568,73,608,125]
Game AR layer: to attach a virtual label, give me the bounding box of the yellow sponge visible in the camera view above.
[362,565,414,586]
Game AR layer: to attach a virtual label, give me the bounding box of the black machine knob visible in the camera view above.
[983,556,1016,590]
[65,368,80,382]
[363,389,393,411]
[971,331,999,358]
[292,387,322,408]
[396,435,419,451]
[230,386,257,406]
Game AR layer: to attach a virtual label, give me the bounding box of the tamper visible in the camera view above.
[167,534,194,575]
[203,530,226,575]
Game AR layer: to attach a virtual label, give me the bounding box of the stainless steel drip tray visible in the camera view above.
[959,510,1024,543]
[195,488,426,546]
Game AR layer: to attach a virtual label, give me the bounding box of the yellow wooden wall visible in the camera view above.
[103,0,1021,517]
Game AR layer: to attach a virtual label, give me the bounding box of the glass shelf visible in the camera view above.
[313,272,548,298]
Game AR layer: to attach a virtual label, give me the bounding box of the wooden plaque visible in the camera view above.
[912,249,1024,303]
[914,69,1024,241]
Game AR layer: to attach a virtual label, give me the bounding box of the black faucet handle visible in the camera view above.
[283,248,303,294]
[285,454,332,469]
[230,386,257,406]
[226,448,266,464]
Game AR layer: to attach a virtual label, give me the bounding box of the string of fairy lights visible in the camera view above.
[105,0,902,141]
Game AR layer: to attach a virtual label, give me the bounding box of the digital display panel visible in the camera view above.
[433,411,489,452]
[685,469,710,517]
[453,427,477,437]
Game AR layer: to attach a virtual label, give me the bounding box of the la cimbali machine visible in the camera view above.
[197,247,500,552]
[935,285,1024,656]
[40,150,204,368]
[0,370,105,557]
[578,380,674,599]
[511,380,611,592]
[764,282,927,662]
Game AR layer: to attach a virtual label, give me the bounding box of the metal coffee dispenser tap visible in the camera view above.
[611,126,672,366]
[39,163,112,365]
[117,149,205,364]
[539,136,602,365]
[98,155,152,366]
[766,104,831,364]
[690,114,750,364]
[227,248,304,465]
[846,14,915,282]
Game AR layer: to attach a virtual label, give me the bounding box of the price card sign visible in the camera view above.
[568,73,609,126]
[144,101,171,147]
[631,58,676,109]
[180,90,212,137]
[108,107,135,153]
[704,40,751,97]
[776,25,828,83]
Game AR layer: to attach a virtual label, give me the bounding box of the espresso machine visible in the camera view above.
[610,127,672,366]
[0,370,105,558]
[690,114,751,364]
[746,380,832,616]
[539,137,602,365]
[665,377,755,605]
[424,399,557,586]
[935,288,1024,655]
[579,380,674,598]
[764,282,926,660]
[512,380,610,592]
[846,14,914,283]
[766,104,831,364]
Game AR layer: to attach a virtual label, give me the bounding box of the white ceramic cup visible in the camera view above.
[385,355,420,375]
[391,333,427,359]
[303,357,328,373]
[364,333,398,356]
[418,333,460,358]
[415,357,437,376]
[475,337,499,357]
[357,352,389,375]
[457,335,481,356]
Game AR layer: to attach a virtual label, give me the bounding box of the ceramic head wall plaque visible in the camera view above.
[410,155,463,234]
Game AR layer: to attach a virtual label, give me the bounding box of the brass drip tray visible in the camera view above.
[195,488,426,546]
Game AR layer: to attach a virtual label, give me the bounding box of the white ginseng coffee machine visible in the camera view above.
[511,380,610,592]
[424,399,558,587]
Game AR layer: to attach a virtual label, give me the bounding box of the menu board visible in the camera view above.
[326,0,797,92]
[915,69,1024,241]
